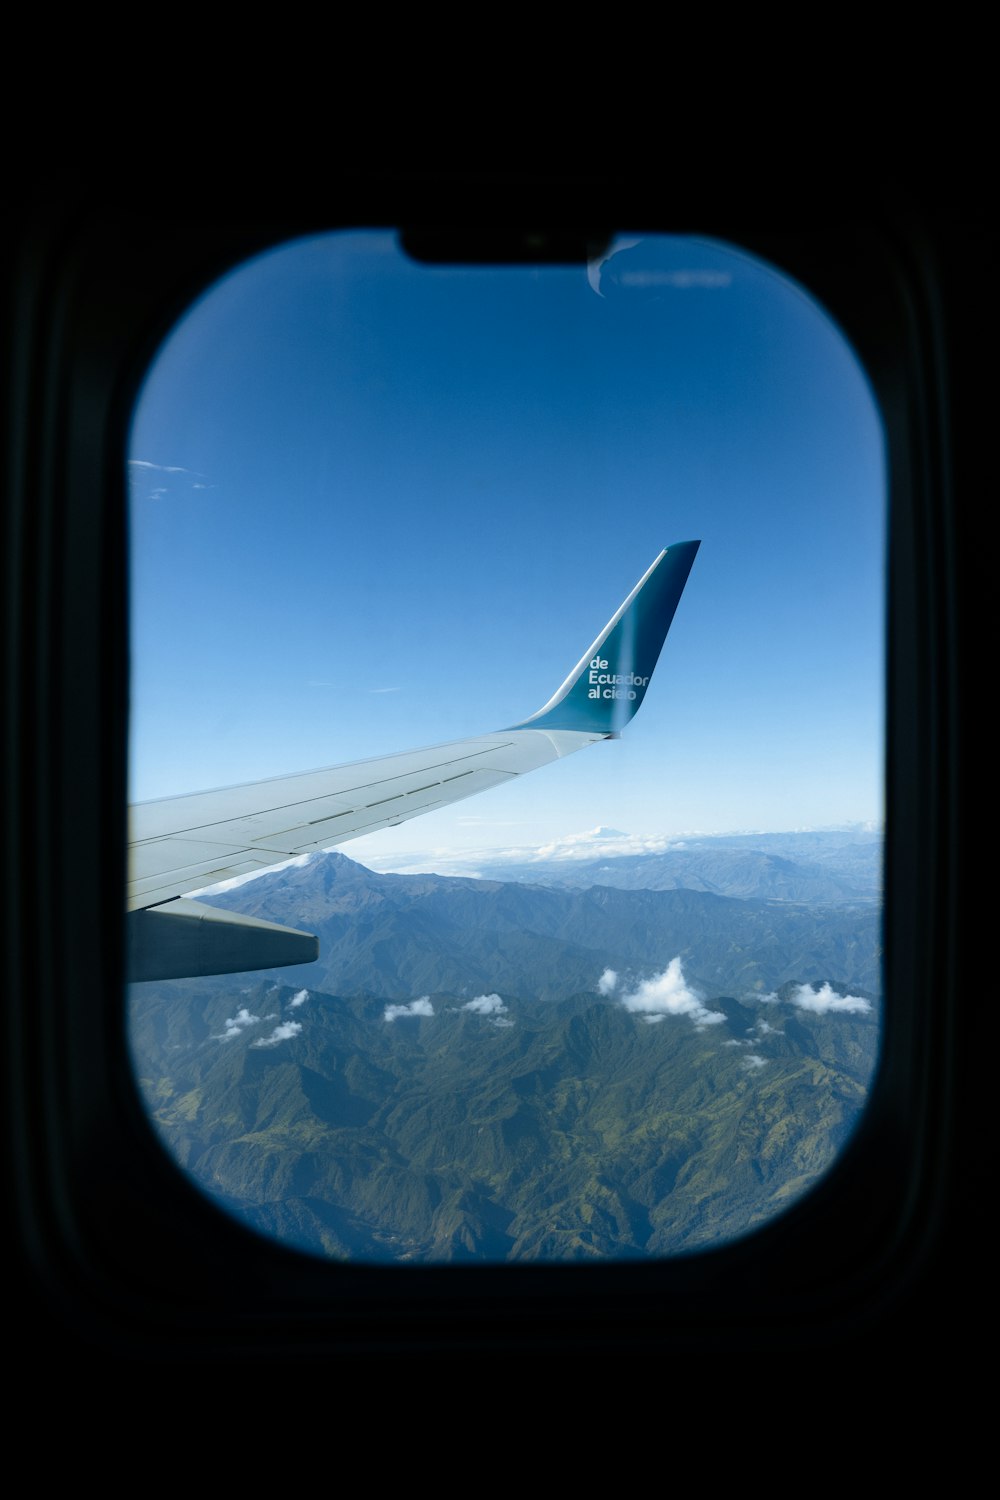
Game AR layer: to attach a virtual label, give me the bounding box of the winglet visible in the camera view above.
[510,541,700,734]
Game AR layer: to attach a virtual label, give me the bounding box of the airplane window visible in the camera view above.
[127,230,885,1263]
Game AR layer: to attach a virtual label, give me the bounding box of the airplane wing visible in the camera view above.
[127,540,699,981]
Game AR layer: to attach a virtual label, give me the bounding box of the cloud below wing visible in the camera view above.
[619,957,725,1027]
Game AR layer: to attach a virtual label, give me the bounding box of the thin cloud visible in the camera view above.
[597,968,618,996]
[289,990,309,1008]
[619,957,725,1028]
[790,983,872,1015]
[128,459,211,500]
[384,997,434,1022]
[619,269,732,289]
[129,460,204,474]
[588,239,732,298]
[355,827,679,878]
[251,1020,303,1047]
[309,682,400,694]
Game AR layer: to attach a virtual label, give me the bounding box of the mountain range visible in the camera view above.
[372,826,883,903]
[128,842,881,1264]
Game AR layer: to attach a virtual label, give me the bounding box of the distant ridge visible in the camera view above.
[356,826,883,903]
[200,850,882,1000]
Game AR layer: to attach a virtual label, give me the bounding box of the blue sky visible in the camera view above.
[128,230,885,866]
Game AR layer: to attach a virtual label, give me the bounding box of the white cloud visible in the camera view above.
[213,1007,261,1041]
[744,1054,767,1070]
[754,1019,779,1035]
[461,993,507,1016]
[619,957,724,1028]
[530,827,667,863]
[355,826,688,877]
[353,822,883,879]
[251,1021,303,1047]
[128,460,212,501]
[790,983,872,1015]
[384,997,434,1022]
[289,989,309,1008]
[129,459,201,473]
[597,968,618,996]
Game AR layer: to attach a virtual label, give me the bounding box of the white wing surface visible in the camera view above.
[128,728,603,911]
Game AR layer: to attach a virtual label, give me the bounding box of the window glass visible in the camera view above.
[128,231,884,1262]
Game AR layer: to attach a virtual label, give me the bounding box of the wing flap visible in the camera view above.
[128,899,319,983]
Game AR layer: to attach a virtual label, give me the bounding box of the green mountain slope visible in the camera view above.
[129,855,880,1264]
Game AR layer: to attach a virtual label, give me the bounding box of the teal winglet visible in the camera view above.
[510,541,700,735]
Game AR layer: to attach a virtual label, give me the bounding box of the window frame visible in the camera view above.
[4,176,966,1366]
